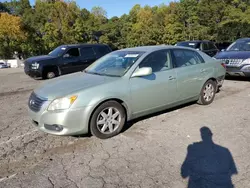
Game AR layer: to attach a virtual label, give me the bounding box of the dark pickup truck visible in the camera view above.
[24,44,112,79]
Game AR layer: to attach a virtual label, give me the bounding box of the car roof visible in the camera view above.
[60,43,109,48]
[177,40,212,43]
[236,38,250,42]
[118,45,198,52]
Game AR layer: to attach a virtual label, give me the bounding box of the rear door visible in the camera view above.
[60,47,81,74]
[172,49,208,100]
[79,47,97,70]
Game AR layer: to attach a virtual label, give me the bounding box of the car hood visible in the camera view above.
[215,51,250,59]
[26,55,56,63]
[34,73,119,100]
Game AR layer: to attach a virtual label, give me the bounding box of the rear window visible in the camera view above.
[176,42,199,49]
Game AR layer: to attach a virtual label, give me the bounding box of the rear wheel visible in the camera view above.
[90,101,126,139]
[198,80,216,105]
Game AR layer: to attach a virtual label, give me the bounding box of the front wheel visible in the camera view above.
[90,101,126,139]
[197,80,216,105]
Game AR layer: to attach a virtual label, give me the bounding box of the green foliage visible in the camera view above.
[0,0,250,58]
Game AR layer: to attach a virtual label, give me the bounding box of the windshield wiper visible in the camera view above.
[84,70,120,77]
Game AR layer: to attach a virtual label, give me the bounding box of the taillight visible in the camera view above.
[221,63,226,69]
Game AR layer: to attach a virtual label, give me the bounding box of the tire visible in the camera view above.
[90,101,126,139]
[197,80,217,105]
[42,69,57,79]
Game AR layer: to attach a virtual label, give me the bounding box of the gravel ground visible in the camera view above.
[0,68,250,188]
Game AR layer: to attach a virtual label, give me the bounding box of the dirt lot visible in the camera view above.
[0,68,250,188]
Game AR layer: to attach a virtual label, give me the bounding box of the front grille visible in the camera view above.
[28,92,47,112]
[219,59,243,67]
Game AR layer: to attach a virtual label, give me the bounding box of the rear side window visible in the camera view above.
[97,46,111,55]
[172,49,205,68]
[208,42,217,50]
[81,47,96,58]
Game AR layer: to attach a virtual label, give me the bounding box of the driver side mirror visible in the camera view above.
[131,67,152,78]
[221,49,225,52]
[63,54,70,58]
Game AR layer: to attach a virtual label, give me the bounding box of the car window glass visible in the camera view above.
[173,49,204,68]
[98,46,110,55]
[208,42,216,50]
[66,48,80,57]
[139,50,172,72]
[201,42,209,50]
[81,47,96,58]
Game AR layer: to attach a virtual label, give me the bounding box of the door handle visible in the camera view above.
[168,76,176,80]
[200,69,207,73]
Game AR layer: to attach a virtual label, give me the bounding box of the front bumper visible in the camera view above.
[28,101,92,135]
[24,69,42,78]
[226,65,250,77]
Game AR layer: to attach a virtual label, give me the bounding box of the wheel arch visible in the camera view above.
[87,98,130,134]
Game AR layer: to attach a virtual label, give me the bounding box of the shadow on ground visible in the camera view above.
[225,76,249,82]
[122,101,196,133]
[181,127,238,188]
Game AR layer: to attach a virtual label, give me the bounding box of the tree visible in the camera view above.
[0,13,26,58]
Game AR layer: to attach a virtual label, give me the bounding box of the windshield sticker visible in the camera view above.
[189,43,195,46]
[61,47,66,50]
[125,54,139,58]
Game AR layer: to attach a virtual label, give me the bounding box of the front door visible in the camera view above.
[172,49,207,100]
[129,50,177,117]
[60,47,81,74]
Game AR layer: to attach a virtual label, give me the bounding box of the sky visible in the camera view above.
[25,0,172,18]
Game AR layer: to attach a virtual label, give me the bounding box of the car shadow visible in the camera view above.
[122,101,196,133]
[181,127,238,188]
[225,76,249,82]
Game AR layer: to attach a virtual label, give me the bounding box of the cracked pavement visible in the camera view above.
[0,68,250,187]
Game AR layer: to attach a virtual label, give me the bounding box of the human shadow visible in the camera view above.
[181,127,238,188]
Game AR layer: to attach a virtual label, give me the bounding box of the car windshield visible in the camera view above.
[226,41,250,51]
[176,42,199,49]
[48,46,67,57]
[85,51,144,77]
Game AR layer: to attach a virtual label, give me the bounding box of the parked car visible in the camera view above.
[24,44,112,79]
[0,62,9,69]
[176,40,219,57]
[214,38,250,77]
[28,45,226,139]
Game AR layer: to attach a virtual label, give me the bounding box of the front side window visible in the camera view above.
[66,48,80,57]
[173,49,204,68]
[227,41,250,51]
[85,51,144,77]
[139,50,173,72]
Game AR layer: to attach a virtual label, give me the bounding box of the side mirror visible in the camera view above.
[131,67,152,78]
[221,49,225,52]
[63,54,70,58]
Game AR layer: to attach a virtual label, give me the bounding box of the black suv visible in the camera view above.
[24,44,112,79]
[176,40,219,57]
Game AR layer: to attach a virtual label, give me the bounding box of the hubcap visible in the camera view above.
[96,107,121,134]
[48,72,55,79]
[203,83,214,102]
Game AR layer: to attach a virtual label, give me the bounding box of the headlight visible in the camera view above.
[47,95,77,111]
[31,62,39,69]
[241,58,250,65]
